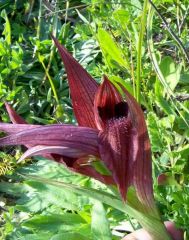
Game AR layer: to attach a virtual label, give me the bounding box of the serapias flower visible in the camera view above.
[0,37,152,205]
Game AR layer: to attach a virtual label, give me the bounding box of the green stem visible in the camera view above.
[46,0,59,78]
[33,0,42,57]
[136,0,148,102]
[38,55,59,104]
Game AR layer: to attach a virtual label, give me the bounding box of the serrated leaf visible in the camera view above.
[23,175,171,239]
[147,112,165,152]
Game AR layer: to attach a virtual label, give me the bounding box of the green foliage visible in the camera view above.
[160,56,182,92]
[97,28,129,70]
[91,201,112,240]
[0,159,117,239]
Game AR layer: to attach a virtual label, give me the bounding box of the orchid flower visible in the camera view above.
[0,37,173,239]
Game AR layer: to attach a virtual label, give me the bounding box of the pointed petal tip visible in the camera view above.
[102,75,111,84]
[51,34,60,47]
[53,35,98,128]
[4,102,27,124]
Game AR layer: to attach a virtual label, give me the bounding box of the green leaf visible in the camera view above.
[97,28,129,70]
[91,201,112,240]
[22,213,86,231]
[51,232,89,240]
[16,159,89,212]
[1,9,11,45]
[76,9,89,24]
[11,233,53,240]
[113,9,130,28]
[147,112,165,152]
[180,72,189,85]
[160,56,181,92]
[23,175,171,239]
[0,40,7,56]
[109,75,133,95]
[155,80,175,115]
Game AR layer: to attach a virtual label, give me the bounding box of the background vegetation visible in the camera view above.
[0,0,189,239]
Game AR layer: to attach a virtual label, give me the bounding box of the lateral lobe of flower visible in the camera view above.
[73,157,115,185]
[51,155,115,185]
[0,123,40,134]
[17,145,89,163]
[0,124,99,157]
[52,36,99,129]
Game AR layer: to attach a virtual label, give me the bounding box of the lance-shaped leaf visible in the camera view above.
[52,36,99,128]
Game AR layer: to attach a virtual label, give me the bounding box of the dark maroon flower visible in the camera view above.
[0,37,153,204]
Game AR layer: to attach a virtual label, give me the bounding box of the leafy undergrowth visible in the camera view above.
[0,0,189,239]
[0,158,129,240]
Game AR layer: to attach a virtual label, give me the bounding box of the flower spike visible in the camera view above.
[1,45,154,206]
[0,40,174,239]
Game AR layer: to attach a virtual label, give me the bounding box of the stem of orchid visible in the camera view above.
[108,186,171,240]
[108,191,171,240]
[33,0,42,58]
[45,1,59,79]
[136,0,148,102]
[121,191,171,240]
[38,54,59,104]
